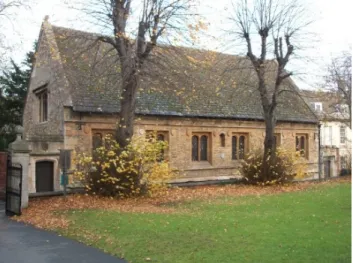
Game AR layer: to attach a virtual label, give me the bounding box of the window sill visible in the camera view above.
[191,161,212,169]
[184,166,237,171]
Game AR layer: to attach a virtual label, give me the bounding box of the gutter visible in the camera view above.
[71,107,319,125]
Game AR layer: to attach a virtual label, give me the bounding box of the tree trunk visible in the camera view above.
[261,111,276,182]
[116,71,138,149]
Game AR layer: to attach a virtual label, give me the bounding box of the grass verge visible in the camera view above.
[53,182,352,263]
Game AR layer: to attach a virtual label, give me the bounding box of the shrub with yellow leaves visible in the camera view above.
[73,133,176,197]
[240,147,309,185]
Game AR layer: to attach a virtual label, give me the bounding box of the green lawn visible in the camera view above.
[62,184,351,263]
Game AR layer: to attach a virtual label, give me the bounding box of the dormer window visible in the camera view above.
[314,102,322,112]
[34,84,48,123]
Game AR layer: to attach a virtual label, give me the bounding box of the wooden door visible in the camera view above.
[36,161,54,192]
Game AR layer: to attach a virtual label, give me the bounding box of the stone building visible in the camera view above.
[23,20,319,193]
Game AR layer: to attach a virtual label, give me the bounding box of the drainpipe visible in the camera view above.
[318,123,322,180]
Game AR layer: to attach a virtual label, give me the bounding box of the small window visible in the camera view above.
[274,133,281,149]
[232,136,237,160]
[192,133,210,161]
[296,134,308,158]
[146,131,169,161]
[341,156,347,169]
[192,135,199,161]
[92,130,115,152]
[157,134,165,141]
[157,133,165,161]
[200,135,208,161]
[92,133,103,150]
[239,135,245,159]
[38,90,48,122]
[220,133,225,147]
[328,126,332,145]
[232,133,248,160]
[314,102,322,112]
[340,126,346,144]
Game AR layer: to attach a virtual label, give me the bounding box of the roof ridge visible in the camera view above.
[51,24,105,39]
[51,24,248,60]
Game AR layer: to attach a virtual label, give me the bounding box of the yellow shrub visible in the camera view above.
[73,133,176,197]
[241,147,309,185]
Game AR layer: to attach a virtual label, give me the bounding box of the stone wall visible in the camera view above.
[64,108,319,181]
[23,22,69,194]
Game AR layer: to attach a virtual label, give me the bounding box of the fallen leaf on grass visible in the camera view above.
[13,177,350,231]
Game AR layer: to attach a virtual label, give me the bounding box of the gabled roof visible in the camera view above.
[44,24,317,123]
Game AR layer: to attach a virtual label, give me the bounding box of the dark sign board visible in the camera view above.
[59,149,72,170]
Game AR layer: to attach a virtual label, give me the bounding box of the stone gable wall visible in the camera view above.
[23,23,70,145]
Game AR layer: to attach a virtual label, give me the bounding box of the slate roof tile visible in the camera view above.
[51,25,317,123]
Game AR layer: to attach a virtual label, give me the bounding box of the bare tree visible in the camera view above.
[326,52,352,127]
[0,0,29,68]
[74,0,196,148]
[0,0,22,15]
[229,0,311,179]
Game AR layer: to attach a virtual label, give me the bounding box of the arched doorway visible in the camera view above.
[35,161,54,192]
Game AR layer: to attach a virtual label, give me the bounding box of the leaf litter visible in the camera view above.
[13,176,350,230]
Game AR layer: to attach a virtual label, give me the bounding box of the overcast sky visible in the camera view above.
[1,0,352,89]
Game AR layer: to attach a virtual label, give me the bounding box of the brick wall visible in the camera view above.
[0,152,7,199]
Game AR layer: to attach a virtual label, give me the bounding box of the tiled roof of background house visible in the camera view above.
[300,89,350,121]
[50,25,318,123]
